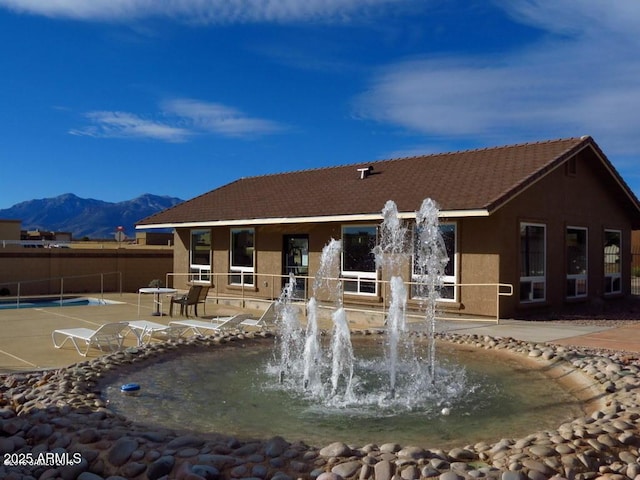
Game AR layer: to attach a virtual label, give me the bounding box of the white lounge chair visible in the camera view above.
[52,321,129,357]
[241,302,277,328]
[169,313,251,336]
[125,320,187,345]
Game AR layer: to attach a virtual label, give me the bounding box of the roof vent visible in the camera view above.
[357,165,374,179]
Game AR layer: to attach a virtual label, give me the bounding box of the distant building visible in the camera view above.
[138,136,640,319]
[0,219,21,242]
[135,231,174,246]
[21,229,72,243]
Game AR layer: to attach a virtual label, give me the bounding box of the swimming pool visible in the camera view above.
[0,296,123,310]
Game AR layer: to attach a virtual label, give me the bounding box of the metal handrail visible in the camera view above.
[166,272,513,323]
[0,272,123,308]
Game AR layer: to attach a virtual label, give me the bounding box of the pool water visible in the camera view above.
[103,338,584,448]
[0,296,119,309]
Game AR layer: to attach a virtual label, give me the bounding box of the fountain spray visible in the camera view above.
[373,200,410,397]
[275,274,302,383]
[415,198,448,381]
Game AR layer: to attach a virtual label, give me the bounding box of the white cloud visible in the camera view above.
[69,111,192,142]
[0,0,402,23]
[69,99,286,142]
[163,98,286,137]
[354,0,640,156]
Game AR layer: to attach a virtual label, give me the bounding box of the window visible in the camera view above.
[412,222,457,301]
[520,223,546,302]
[566,227,588,298]
[230,228,254,286]
[342,225,378,295]
[604,230,622,294]
[190,229,211,283]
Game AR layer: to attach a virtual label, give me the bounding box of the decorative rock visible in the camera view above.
[400,464,419,480]
[317,472,343,480]
[500,472,525,480]
[26,423,53,441]
[265,436,290,457]
[448,448,475,461]
[398,446,428,460]
[230,464,249,477]
[192,464,221,479]
[522,458,554,476]
[374,459,395,480]
[379,443,401,453]
[528,445,556,457]
[120,461,147,478]
[177,447,201,457]
[438,471,463,480]
[59,456,89,480]
[77,428,101,444]
[77,473,105,480]
[147,454,176,479]
[332,460,362,478]
[196,454,239,468]
[166,434,205,449]
[320,442,353,458]
[107,437,138,467]
[618,450,637,463]
[421,465,440,478]
[0,437,14,454]
[251,463,268,478]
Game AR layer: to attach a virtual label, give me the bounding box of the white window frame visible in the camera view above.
[520,222,546,303]
[230,228,255,287]
[604,229,622,295]
[566,226,588,299]
[411,222,458,302]
[341,225,378,296]
[189,229,211,284]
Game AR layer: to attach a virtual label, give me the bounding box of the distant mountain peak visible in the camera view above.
[0,193,184,239]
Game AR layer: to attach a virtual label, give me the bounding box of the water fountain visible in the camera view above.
[270,198,456,411]
[272,239,356,403]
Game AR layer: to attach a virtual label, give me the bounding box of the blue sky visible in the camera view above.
[1,0,639,209]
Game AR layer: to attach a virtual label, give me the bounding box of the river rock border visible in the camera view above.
[1,329,639,480]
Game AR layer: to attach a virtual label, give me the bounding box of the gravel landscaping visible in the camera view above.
[1,325,640,480]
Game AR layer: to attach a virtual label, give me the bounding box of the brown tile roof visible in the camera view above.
[138,136,640,226]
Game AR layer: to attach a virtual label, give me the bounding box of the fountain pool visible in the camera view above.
[103,336,584,449]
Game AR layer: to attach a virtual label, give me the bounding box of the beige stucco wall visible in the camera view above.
[0,248,173,296]
[172,223,344,301]
[489,148,634,317]
[0,220,21,242]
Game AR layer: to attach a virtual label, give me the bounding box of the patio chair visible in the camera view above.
[52,321,129,357]
[169,313,251,336]
[195,285,210,317]
[169,285,202,317]
[241,302,277,328]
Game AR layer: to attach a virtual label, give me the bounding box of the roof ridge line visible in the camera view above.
[382,136,587,163]
[236,137,589,183]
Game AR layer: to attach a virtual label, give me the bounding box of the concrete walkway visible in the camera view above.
[1,292,639,374]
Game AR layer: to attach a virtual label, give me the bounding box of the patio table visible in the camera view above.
[137,287,177,316]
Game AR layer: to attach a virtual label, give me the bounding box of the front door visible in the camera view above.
[283,235,309,298]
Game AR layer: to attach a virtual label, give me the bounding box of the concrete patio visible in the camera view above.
[1,292,639,374]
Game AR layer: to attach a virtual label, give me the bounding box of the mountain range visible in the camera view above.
[0,193,184,239]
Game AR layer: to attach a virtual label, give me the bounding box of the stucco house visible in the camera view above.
[137,136,640,319]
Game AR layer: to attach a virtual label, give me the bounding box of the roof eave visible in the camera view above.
[136,208,491,230]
